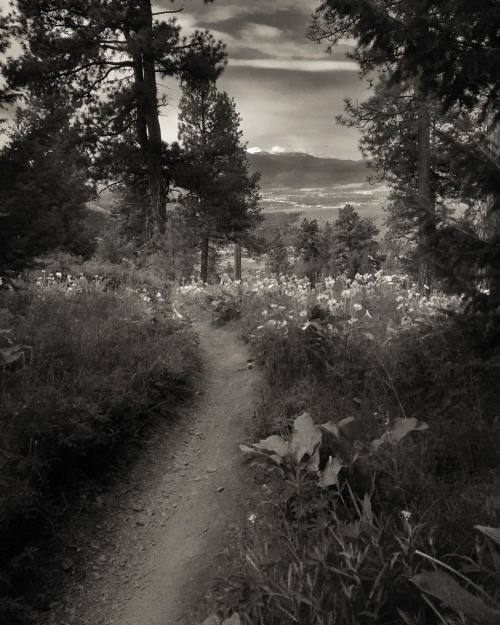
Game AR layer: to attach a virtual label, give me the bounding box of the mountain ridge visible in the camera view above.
[246,151,371,189]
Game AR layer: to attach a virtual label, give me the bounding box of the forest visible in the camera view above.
[0,1,499,624]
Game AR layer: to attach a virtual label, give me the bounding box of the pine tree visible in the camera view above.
[4,1,226,237]
[312,0,500,303]
[332,205,381,278]
[176,82,261,282]
[311,0,498,115]
[266,231,290,276]
[318,220,336,276]
[0,97,95,271]
[0,8,12,111]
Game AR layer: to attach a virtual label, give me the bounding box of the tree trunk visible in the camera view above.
[200,237,209,283]
[417,96,434,292]
[234,241,242,281]
[128,0,167,237]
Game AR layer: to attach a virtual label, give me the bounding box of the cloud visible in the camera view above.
[241,23,284,41]
[271,146,287,153]
[229,59,358,72]
[163,0,316,22]
[247,147,262,154]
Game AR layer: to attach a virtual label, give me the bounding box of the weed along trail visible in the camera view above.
[45,321,260,625]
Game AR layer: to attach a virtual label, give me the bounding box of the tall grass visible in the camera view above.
[0,270,199,624]
[183,273,500,625]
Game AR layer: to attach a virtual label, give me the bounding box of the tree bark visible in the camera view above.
[417,99,431,211]
[416,96,434,292]
[127,0,167,238]
[234,241,242,281]
[200,237,209,283]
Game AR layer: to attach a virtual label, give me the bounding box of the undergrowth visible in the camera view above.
[183,274,500,625]
[0,268,200,624]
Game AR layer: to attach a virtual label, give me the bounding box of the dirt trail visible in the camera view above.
[45,321,260,625]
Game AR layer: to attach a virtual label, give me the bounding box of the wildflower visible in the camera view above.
[341,289,351,299]
[262,310,268,316]
[401,510,412,521]
[248,513,257,524]
[299,310,307,317]
[55,271,62,278]
[353,303,362,312]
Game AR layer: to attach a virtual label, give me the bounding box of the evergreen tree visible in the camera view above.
[318,220,336,276]
[176,82,261,282]
[338,79,487,272]
[332,205,381,278]
[0,8,12,111]
[266,231,290,276]
[311,1,499,115]
[3,1,226,237]
[0,97,95,271]
[294,218,321,284]
[312,0,500,303]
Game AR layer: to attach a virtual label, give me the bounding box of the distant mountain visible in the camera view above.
[247,151,370,189]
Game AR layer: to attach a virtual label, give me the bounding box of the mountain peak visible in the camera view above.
[247,151,369,188]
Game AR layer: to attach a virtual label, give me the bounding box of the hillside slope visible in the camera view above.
[247,152,370,189]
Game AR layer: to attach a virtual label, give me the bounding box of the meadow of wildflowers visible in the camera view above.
[177,270,462,342]
[180,270,500,625]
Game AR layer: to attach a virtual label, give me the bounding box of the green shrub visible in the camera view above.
[221,306,500,625]
[0,282,199,622]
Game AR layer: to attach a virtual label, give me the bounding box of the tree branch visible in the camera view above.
[152,9,184,16]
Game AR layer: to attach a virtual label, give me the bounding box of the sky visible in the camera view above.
[162,0,367,159]
[0,0,369,159]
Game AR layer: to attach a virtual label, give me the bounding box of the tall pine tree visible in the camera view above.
[311,0,500,303]
[3,1,226,237]
[176,82,260,282]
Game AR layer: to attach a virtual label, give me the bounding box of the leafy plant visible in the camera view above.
[240,412,429,490]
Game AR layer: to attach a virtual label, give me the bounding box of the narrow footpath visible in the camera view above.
[44,321,261,625]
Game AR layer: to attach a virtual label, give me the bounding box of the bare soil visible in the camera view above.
[42,321,261,625]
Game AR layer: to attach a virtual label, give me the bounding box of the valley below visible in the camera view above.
[260,181,388,226]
